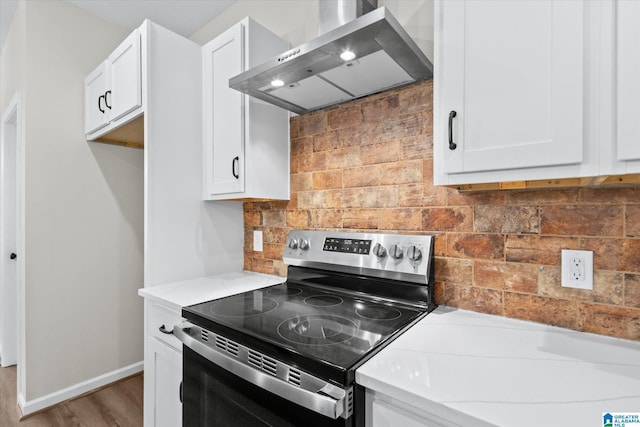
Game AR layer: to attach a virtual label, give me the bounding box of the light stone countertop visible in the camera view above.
[356,306,640,427]
[137,271,285,312]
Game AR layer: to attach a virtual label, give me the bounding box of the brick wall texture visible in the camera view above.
[243,80,640,341]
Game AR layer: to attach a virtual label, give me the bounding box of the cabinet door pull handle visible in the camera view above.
[179,382,183,403]
[98,95,105,113]
[232,156,240,179]
[104,90,112,109]
[159,324,174,335]
[10,253,17,260]
[448,110,457,150]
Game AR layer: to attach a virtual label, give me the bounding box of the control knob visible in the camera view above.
[299,239,310,250]
[372,243,386,258]
[407,246,422,262]
[389,244,403,260]
[288,238,299,249]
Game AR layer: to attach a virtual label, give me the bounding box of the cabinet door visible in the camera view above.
[84,60,110,134]
[616,0,640,162]
[203,23,245,196]
[438,0,585,174]
[108,28,142,123]
[149,338,182,427]
[371,400,441,427]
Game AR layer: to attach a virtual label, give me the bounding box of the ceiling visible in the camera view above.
[0,0,237,54]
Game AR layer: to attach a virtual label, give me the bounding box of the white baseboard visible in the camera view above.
[18,361,143,416]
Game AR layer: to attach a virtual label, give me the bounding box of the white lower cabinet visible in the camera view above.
[144,300,183,427]
[148,338,182,427]
[365,390,459,427]
[371,400,430,427]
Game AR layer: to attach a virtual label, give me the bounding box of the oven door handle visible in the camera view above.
[174,322,348,419]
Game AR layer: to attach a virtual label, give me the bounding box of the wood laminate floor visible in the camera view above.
[0,360,143,427]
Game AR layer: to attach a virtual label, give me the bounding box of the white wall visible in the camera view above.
[190,0,433,60]
[190,0,318,47]
[382,0,433,60]
[0,0,143,403]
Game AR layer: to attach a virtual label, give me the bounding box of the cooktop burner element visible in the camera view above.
[206,293,278,317]
[266,286,302,296]
[304,295,343,307]
[356,305,402,320]
[278,314,357,346]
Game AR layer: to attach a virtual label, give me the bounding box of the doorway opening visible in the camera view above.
[1,92,22,373]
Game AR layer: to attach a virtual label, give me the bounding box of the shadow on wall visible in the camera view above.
[88,142,144,251]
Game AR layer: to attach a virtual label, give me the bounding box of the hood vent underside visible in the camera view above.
[229,6,433,115]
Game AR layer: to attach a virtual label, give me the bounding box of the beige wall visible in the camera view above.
[1,0,143,402]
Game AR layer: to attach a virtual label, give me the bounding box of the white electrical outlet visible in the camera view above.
[561,249,593,290]
[253,230,263,252]
[570,257,585,280]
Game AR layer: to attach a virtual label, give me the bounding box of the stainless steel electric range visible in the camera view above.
[174,230,435,427]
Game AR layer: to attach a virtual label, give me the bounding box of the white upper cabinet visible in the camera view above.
[204,24,245,196]
[434,0,591,186]
[439,1,585,174]
[615,0,640,167]
[434,0,640,188]
[202,18,290,201]
[108,29,142,123]
[84,60,110,134]
[84,29,142,138]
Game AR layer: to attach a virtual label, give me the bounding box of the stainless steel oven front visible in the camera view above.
[177,323,356,427]
[176,230,435,427]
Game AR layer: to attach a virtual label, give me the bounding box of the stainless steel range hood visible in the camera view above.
[229,0,433,115]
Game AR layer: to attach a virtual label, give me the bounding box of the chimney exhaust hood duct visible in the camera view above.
[229,0,433,115]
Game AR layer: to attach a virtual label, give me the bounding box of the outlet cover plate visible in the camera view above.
[561,249,593,290]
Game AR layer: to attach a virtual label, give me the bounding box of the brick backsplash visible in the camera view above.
[243,80,640,341]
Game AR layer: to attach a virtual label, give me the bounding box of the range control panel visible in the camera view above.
[283,230,434,284]
[323,237,372,254]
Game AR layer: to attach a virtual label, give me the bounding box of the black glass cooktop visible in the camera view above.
[183,280,425,384]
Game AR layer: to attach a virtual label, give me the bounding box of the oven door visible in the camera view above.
[176,323,353,427]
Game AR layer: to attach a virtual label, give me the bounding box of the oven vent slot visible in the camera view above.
[201,330,209,342]
[247,350,262,369]
[247,350,278,377]
[214,336,240,358]
[214,336,227,350]
[288,368,302,387]
[262,356,277,376]
[345,387,354,418]
[226,341,239,357]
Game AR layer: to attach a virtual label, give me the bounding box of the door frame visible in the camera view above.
[1,91,23,385]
